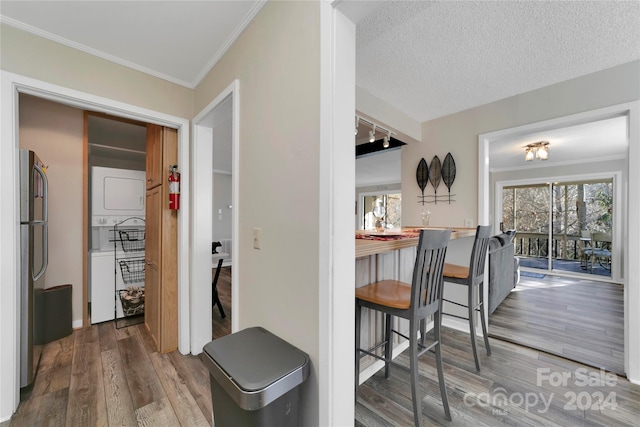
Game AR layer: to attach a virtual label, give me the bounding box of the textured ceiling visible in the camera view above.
[3,1,639,121]
[357,0,640,122]
[3,0,638,179]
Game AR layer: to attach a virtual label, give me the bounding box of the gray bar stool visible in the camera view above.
[442,225,492,371]
[355,229,452,426]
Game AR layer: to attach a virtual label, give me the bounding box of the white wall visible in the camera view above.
[0,24,193,119]
[212,172,232,241]
[18,94,85,327]
[403,60,640,228]
[194,2,326,425]
[1,22,193,420]
[405,60,640,382]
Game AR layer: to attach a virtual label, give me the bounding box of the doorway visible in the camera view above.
[479,103,638,379]
[191,80,239,353]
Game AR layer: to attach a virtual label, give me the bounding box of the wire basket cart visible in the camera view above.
[114,217,145,329]
[117,229,146,252]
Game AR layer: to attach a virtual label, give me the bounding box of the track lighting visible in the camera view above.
[355,116,397,145]
[383,130,391,148]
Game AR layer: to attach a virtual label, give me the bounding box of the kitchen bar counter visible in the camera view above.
[355,227,476,258]
[355,226,477,382]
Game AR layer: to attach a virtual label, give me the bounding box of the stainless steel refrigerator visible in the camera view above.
[19,149,48,388]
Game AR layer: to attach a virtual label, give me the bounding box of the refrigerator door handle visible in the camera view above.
[34,163,48,222]
[33,164,48,281]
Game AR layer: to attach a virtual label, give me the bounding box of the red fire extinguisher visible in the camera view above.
[168,165,180,210]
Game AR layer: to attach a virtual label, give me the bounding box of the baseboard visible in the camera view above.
[72,319,83,329]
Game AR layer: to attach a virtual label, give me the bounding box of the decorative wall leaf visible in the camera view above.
[442,152,456,203]
[416,158,428,191]
[429,156,442,204]
[416,158,428,205]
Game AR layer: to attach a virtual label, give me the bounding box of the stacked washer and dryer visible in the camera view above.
[89,166,146,324]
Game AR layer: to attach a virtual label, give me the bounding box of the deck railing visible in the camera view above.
[513,232,585,260]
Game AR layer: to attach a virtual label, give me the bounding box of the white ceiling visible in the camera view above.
[2,1,638,179]
[489,116,628,171]
[356,149,401,187]
[1,1,266,88]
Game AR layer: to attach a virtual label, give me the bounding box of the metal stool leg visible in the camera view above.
[212,259,226,318]
[468,284,481,371]
[409,318,422,427]
[384,314,393,378]
[355,301,362,403]
[434,311,451,420]
[478,282,491,355]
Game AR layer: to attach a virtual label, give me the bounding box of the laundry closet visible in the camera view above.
[87,114,146,325]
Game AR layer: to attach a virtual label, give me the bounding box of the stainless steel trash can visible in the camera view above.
[202,327,310,427]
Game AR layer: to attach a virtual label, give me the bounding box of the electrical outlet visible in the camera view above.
[464,218,474,228]
[253,227,261,249]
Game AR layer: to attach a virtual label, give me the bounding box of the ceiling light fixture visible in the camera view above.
[524,141,550,161]
[355,116,397,145]
[383,130,391,148]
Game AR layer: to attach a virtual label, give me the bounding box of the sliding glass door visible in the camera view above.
[502,184,551,270]
[502,179,613,278]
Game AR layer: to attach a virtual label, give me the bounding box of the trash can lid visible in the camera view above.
[203,327,309,392]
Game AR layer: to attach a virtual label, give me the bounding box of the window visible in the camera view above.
[360,192,401,230]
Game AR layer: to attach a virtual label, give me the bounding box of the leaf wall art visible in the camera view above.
[441,152,457,203]
[416,158,428,205]
[415,153,457,204]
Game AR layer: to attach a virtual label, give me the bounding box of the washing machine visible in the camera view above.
[89,216,145,324]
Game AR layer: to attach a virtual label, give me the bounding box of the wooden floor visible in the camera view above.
[4,322,213,427]
[356,328,640,426]
[6,269,636,426]
[4,304,639,426]
[489,274,624,375]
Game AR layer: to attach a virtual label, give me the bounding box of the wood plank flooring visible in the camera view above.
[6,322,640,427]
[356,328,640,427]
[489,274,624,375]
[4,322,212,427]
[5,268,637,426]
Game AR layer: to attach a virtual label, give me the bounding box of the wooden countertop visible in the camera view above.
[355,227,476,258]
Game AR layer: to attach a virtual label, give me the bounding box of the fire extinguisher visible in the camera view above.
[168,165,180,210]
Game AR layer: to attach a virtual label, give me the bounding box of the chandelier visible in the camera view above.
[524,141,549,161]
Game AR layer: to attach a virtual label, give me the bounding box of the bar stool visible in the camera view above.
[212,243,227,318]
[442,225,492,371]
[355,229,452,426]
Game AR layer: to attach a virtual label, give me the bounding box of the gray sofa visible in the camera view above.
[488,231,520,315]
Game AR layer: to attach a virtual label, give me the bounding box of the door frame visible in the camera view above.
[495,172,622,282]
[191,79,239,355]
[1,70,191,417]
[478,101,640,383]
